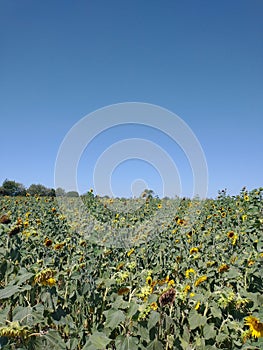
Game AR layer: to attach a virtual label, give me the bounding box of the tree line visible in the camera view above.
[0,179,79,197]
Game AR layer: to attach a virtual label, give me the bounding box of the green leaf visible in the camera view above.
[88,331,111,349]
[216,333,228,343]
[137,324,150,342]
[31,304,45,323]
[127,302,139,318]
[189,310,207,330]
[11,269,34,286]
[42,330,67,349]
[19,284,32,293]
[164,313,174,331]
[179,338,191,350]
[13,306,33,323]
[166,335,174,348]
[66,338,80,350]
[82,342,97,350]
[104,309,125,329]
[0,285,20,299]
[27,337,47,350]
[112,296,130,310]
[227,267,240,279]
[148,311,160,330]
[195,337,206,349]
[115,335,139,350]
[147,339,164,350]
[210,306,222,318]
[181,324,190,343]
[203,324,216,340]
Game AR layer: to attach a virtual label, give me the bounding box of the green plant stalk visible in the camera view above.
[99,287,108,324]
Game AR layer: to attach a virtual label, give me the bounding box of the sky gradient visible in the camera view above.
[1,1,262,198]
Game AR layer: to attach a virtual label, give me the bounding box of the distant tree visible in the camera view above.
[1,179,26,196]
[66,191,79,197]
[141,189,154,199]
[0,187,6,196]
[47,188,56,197]
[55,187,66,196]
[27,184,50,196]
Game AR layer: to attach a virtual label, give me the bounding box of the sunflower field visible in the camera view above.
[0,187,262,349]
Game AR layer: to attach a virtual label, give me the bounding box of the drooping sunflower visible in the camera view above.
[194,275,207,287]
[54,242,65,250]
[127,248,134,257]
[117,287,130,296]
[34,268,56,287]
[0,214,11,224]
[8,226,21,237]
[244,316,263,338]
[43,278,56,287]
[218,264,229,273]
[159,288,176,307]
[189,247,199,255]
[177,218,187,226]
[44,238,52,247]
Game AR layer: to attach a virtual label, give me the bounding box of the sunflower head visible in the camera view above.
[117,287,130,295]
[150,302,158,310]
[227,231,235,238]
[244,315,263,338]
[146,276,153,286]
[0,214,11,224]
[44,238,52,247]
[194,275,207,287]
[159,288,176,307]
[218,264,230,273]
[189,247,199,255]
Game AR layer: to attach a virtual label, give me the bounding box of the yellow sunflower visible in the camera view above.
[183,285,191,293]
[185,268,196,279]
[127,248,134,257]
[194,275,207,287]
[244,316,263,338]
[227,231,235,238]
[189,247,199,254]
[44,278,56,287]
[150,302,158,311]
[146,276,153,286]
[218,264,229,273]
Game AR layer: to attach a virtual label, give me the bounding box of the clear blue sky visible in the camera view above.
[1,0,262,198]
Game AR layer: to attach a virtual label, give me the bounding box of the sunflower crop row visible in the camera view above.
[0,187,262,349]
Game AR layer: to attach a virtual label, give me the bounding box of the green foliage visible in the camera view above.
[27,184,54,197]
[0,179,26,196]
[65,191,79,197]
[0,187,262,349]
